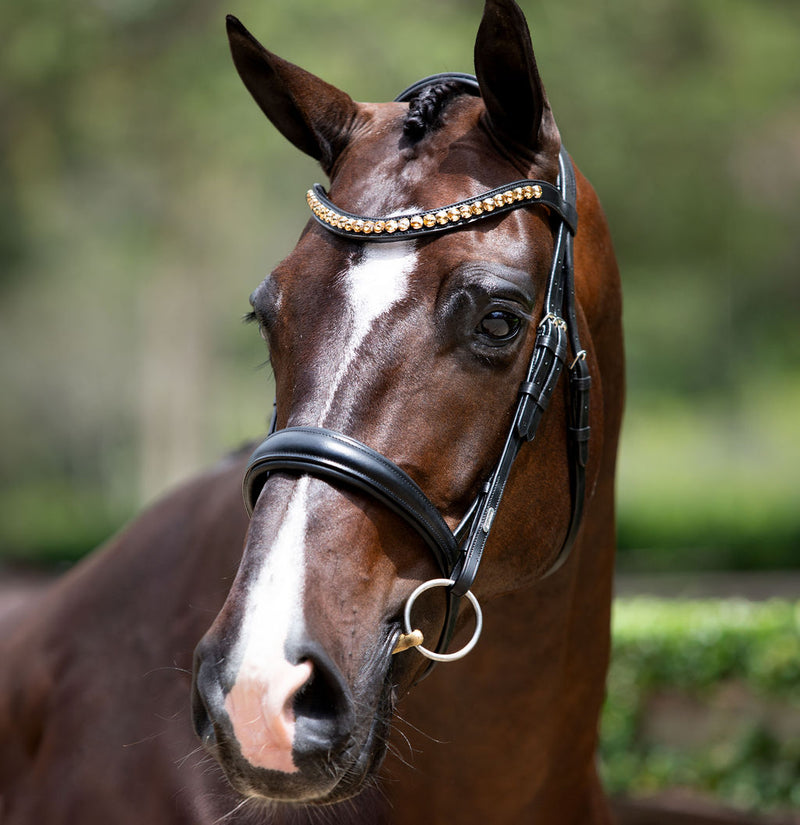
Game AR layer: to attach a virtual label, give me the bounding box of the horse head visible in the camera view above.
[192,0,621,809]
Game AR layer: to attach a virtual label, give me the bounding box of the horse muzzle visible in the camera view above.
[191,632,393,803]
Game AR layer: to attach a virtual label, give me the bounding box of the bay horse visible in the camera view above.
[0,1,623,823]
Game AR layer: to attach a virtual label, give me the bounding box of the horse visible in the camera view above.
[0,1,623,823]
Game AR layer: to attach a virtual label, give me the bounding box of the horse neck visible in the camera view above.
[383,466,617,823]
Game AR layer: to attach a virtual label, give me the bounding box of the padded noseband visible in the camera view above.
[243,427,461,576]
[243,427,462,656]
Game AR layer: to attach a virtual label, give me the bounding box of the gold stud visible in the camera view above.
[305,178,553,240]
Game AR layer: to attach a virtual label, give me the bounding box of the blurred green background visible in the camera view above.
[602,598,800,815]
[2,0,798,817]
[2,0,797,569]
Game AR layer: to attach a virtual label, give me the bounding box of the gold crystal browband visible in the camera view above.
[306,178,578,243]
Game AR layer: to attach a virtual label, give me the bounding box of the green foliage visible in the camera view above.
[616,383,800,571]
[0,479,132,565]
[602,599,800,812]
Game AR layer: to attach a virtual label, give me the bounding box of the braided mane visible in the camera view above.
[402,81,469,141]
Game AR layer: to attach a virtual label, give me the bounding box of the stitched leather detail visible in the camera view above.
[243,427,462,576]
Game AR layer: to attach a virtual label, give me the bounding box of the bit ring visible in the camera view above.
[402,578,483,662]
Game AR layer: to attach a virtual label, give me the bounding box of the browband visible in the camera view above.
[306,180,577,243]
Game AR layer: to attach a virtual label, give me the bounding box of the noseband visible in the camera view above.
[241,75,590,667]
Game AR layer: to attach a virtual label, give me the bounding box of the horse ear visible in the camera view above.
[226,15,358,174]
[474,0,559,160]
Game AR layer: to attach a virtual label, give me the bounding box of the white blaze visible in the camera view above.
[317,242,416,422]
[226,243,416,772]
[225,477,314,773]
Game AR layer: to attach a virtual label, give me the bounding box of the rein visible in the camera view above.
[241,74,590,669]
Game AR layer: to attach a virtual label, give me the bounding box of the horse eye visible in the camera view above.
[477,311,521,342]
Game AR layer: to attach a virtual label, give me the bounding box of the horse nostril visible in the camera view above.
[292,649,355,756]
[192,688,216,747]
[191,649,224,748]
[295,666,339,720]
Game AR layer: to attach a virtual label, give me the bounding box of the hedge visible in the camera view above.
[601,599,800,813]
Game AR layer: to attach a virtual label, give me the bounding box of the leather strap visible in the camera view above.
[242,426,460,657]
[393,72,481,102]
[243,427,461,576]
[449,156,577,596]
[541,148,589,578]
[307,179,577,243]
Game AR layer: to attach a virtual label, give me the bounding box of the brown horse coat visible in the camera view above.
[0,2,623,822]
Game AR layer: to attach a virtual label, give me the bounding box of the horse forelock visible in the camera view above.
[402,81,473,142]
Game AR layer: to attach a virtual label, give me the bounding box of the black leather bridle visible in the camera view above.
[241,75,590,664]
